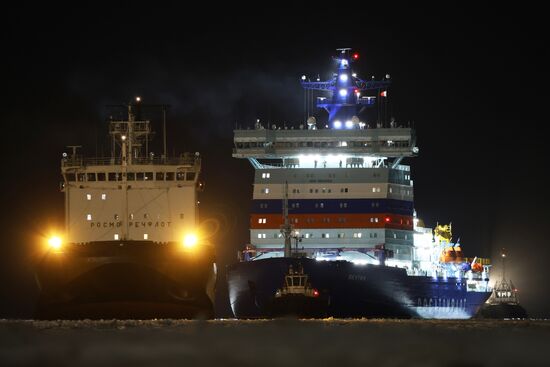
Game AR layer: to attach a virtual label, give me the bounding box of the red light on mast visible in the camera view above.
[313,289,320,297]
[385,217,391,223]
[353,53,359,60]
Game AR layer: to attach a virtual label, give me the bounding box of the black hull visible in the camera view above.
[34,241,216,319]
[227,258,491,319]
[477,303,529,319]
[269,294,330,318]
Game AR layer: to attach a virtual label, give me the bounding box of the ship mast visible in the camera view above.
[281,181,292,257]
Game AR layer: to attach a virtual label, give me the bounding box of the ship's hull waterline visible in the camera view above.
[35,241,216,319]
[227,258,491,319]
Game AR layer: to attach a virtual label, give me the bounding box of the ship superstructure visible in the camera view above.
[234,48,416,267]
[35,99,216,319]
[227,49,492,319]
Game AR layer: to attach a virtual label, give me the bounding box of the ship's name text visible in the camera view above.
[90,221,172,228]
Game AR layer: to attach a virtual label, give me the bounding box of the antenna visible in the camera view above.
[281,181,292,257]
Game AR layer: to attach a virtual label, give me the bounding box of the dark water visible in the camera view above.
[1,319,549,367]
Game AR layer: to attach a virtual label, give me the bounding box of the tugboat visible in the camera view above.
[478,250,528,319]
[270,264,329,318]
[227,49,492,319]
[34,98,216,319]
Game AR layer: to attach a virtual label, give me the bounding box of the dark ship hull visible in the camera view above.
[269,294,329,318]
[477,303,528,319]
[227,258,491,319]
[34,241,216,319]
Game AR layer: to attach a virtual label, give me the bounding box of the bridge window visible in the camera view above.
[176,172,185,181]
[87,173,96,181]
[258,218,266,224]
[97,173,106,181]
[156,172,164,181]
[186,172,196,180]
[77,173,85,182]
[262,173,270,179]
[144,172,153,180]
[66,173,76,181]
[261,188,270,194]
[338,233,345,238]
[322,233,330,238]
[127,172,135,181]
[257,233,266,239]
[353,233,362,238]
[136,172,144,181]
[166,172,175,181]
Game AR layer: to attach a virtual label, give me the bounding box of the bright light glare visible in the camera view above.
[48,236,62,250]
[183,233,198,248]
[339,89,348,97]
[345,120,353,129]
[333,120,342,129]
[339,74,348,82]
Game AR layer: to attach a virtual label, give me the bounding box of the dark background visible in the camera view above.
[1,4,547,318]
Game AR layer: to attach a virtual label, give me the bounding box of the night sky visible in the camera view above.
[2,4,547,318]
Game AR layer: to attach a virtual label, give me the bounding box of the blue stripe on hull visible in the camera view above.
[251,199,414,216]
[227,258,491,319]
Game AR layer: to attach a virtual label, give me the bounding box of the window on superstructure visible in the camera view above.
[144,234,149,240]
[375,217,379,223]
[328,189,331,193]
[186,172,196,180]
[101,193,106,200]
[97,173,106,181]
[315,189,318,193]
[86,214,92,221]
[87,173,96,181]
[304,233,310,239]
[114,234,119,240]
[310,189,313,193]
[176,172,185,181]
[66,173,76,181]
[114,214,119,220]
[108,172,117,181]
[77,173,85,182]
[389,187,393,193]
[338,233,345,238]
[180,213,184,219]
[86,194,92,200]
[156,172,165,181]
[127,172,135,181]
[129,214,134,220]
[144,214,149,219]
[144,172,153,181]
[374,233,377,238]
[165,172,175,181]
[322,188,326,193]
[322,233,330,238]
[262,188,270,194]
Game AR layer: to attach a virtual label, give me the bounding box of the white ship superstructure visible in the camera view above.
[61,103,200,244]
